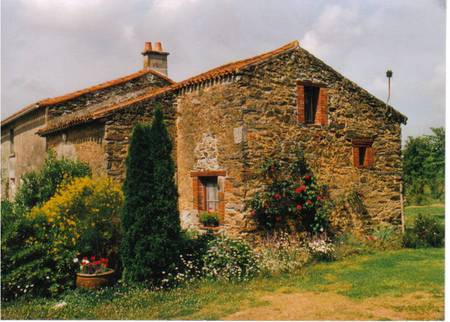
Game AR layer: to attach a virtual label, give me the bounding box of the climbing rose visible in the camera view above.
[295,185,306,194]
[296,204,302,211]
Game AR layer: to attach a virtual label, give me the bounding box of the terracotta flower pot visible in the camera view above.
[76,269,115,289]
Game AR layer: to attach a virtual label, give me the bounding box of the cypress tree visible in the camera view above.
[121,108,181,283]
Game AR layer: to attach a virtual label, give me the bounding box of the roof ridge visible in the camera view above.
[37,40,301,135]
[2,68,175,127]
[39,69,174,106]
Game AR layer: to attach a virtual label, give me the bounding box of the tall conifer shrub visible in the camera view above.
[121,108,181,283]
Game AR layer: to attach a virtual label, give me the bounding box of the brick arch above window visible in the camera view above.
[296,81,328,126]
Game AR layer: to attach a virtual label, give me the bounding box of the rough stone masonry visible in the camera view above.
[1,40,407,236]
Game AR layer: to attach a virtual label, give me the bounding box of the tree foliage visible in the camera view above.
[403,127,445,204]
[121,108,181,284]
[14,151,91,211]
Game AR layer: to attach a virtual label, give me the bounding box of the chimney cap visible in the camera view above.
[142,41,169,55]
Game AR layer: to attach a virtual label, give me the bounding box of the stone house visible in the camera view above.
[1,40,407,235]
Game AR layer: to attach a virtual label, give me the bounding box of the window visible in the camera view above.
[304,86,320,123]
[297,82,328,125]
[202,176,219,212]
[191,170,226,221]
[352,139,374,168]
[9,128,14,155]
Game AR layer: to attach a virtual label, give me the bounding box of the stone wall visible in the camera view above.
[47,73,172,121]
[238,47,403,231]
[103,93,177,182]
[176,77,249,234]
[46,122,106,176]
[1,108,47,199]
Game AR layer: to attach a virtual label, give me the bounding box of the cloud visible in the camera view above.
[1,0,445,141]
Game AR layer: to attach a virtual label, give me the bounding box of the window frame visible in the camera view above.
[352,139,374,169]
[296,81,328,126]
[191,170,226,223]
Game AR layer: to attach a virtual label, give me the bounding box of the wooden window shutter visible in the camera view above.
[365,146,374,167]
[297,84,305,123]
[192,176,206,211]
[316,88,328,126]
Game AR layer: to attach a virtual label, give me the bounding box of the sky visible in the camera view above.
[1,0,446,141]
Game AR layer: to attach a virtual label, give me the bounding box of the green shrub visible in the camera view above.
[199,212,220,227]
[249,153,330,234]
[202,235,259,281]
[403,213,444,248]
[1,177,123,301]
[334,233,372,259]
[121,108,181,284]
[367,225,402,250]
[14,151,91,210]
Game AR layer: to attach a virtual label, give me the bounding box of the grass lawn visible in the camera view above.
[404,203,445,227]
[2,248,444,320]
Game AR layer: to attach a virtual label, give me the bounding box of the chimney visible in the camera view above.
[142,41,169,76]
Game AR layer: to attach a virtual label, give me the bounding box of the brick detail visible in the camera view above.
[352,139,374,169]
[365,146,374,167]
[297,84,305,123]
[218,191,225,221]
[190,170,226,177]
[316,88,328,126]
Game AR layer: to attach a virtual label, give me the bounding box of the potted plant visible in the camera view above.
[199,212,220,231]
[76,256,115,289]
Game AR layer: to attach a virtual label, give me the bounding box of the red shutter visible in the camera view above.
[297,84,305,123]
[316,88,328,125]
[365,146,374,167]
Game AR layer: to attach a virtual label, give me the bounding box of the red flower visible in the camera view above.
[295,185,306,194]
[273,193,282,200]
[306,199,313,205]
[296,204,302,211]
[90,256,96,261]
[304,175,311,181]
[81,262,86,266]
[83,256,88,260]
[317,196,322,201]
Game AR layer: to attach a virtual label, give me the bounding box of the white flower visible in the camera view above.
[73,258,79,263]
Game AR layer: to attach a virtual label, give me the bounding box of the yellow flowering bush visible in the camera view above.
[2,176,123,299]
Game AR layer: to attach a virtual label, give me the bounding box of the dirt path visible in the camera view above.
[224,291,444,320]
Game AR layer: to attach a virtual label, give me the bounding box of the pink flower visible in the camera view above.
[317,196,322,201]
[306,199,313,205]
[296,204,302,211]
[90,256,96,261]
[273,193,282,200]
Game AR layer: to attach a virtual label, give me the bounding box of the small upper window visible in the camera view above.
[297,82,328,126]
[352,139,374,168]
[304,86,320,124]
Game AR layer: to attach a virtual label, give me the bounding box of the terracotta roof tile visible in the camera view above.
[2,69,174,127]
